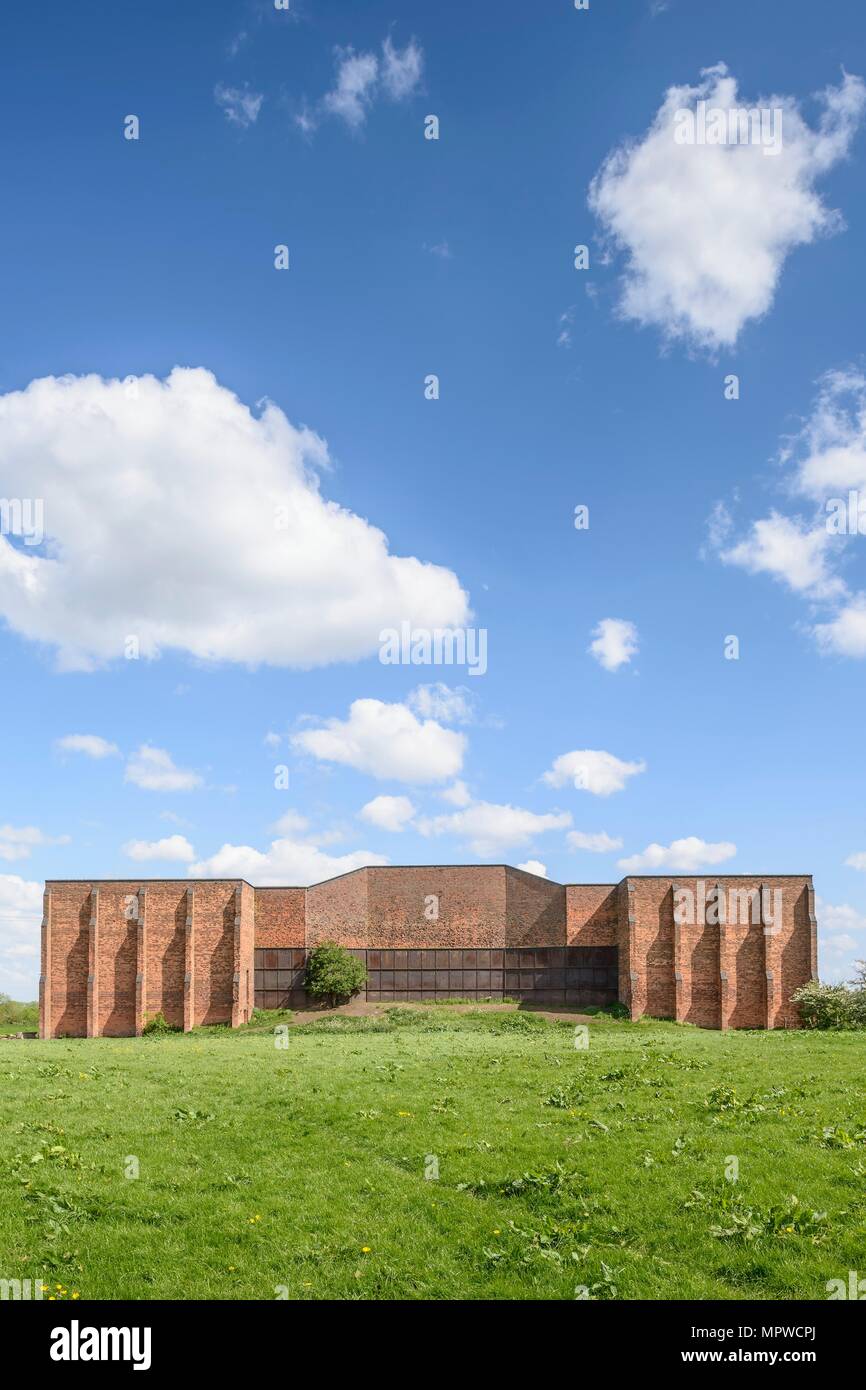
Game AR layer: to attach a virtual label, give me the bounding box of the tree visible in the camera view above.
[305,942,367,1007]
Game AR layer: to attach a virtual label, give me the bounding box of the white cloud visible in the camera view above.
[214,83,264,128]
[381,36,423,100]
[439,780,471,807]
[542,749,646,796]
[0,873,43,997]
[716,371,866,656]
[566,830,623,853]
[124,745,202,793]
[293,697,465,784]
[407,682,472,724]
[721,512,843,598]
[323,49,379,129]
[517,860,548,878]
[263,731,282,749]
[0,826,69,862]
[617,836,736,872]
[123,835,195,863]
[815,595,866,656]
[419,801,571,857]
[589,65,865,350]
[845,851,866,871]
[816,896,866,983]
[314,36,422,132]
[0,369,468,670]
[556,306,576,349]
[56,734,120,759]
[589,618,639,672]
[189,837,387,886]
[270,810,310,837]
[359,795,416,832]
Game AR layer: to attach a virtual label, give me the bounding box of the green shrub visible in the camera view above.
[142,1010,179,1036]
[792,978,866,1029]
[304,942,367,1006]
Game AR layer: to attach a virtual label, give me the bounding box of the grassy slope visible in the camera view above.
[0,1010,864,1301]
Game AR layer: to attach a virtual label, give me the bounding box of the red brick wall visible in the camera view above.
[95,888,139,1037]
[254,887,306,948]
[144,884,187,1030]
[622,876,814,1030]
[565,884,618,946]
[366,866,506,948]
[42,884,89,1038]
[191,881,238,1026]
[306,868,369,949]
[506,869,565,946]
[40,870,817,1035]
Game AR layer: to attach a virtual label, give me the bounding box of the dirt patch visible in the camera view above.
[280,1000,594,1027]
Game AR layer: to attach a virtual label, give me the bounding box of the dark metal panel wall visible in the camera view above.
[255,946,618,1009]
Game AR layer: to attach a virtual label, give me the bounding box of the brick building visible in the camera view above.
[39,866,817,1037]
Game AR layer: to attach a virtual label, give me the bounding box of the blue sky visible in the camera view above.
[2,0,866,995]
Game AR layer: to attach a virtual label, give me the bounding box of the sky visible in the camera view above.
[1,0,866,997]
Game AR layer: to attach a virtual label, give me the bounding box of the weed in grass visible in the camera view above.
[1,1013,863,1299]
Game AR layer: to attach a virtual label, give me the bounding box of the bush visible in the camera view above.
[305,942,367,1006]
[792,976,866,1029]
[0,995,39,1031]
[142,1010,179,1036]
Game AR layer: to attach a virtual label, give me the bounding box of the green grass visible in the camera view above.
[1,1010,864,1301]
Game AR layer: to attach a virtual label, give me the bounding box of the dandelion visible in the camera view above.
[361,1246,371,1253]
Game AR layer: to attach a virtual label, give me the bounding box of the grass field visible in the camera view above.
[1,1007,864,1301]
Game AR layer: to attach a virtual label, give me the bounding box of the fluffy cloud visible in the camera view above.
[55,734,120,759]
[124,745,202,793]
[542,749,646,796]
[189,836,387,886]
[122,835,195,863]
[293,698,466,784]
[439,780,471,807]
[0,873,42,997]
[721,512,843,598]
[0,826,69,862]
[815,596,866,656]
[359,795,416,832]
[407,683,473,724]
[315,36,423,131]
[270,810,310,836]
[0,369,468,670]
[381,36,423,100]
[716,371,866,655]
[516,860,547,878]
[589,65,865,350]
[323,50,379,128]
[214,83,264,128]
[815,897,866,984]
[617,837,736,872]
[419,801,571,857]
[588,618,639,672]
[566,830,623,853]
